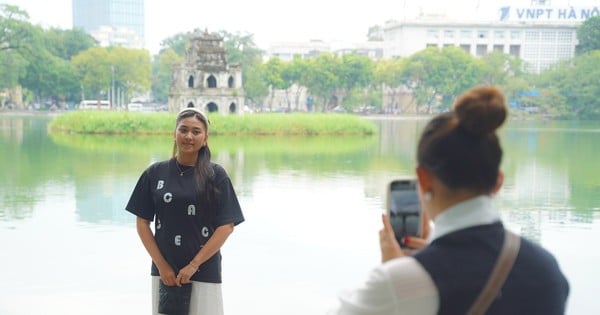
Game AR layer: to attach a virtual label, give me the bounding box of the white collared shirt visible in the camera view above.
[329,195,500,315]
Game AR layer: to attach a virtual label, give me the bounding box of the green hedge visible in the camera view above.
[48,111,378,136]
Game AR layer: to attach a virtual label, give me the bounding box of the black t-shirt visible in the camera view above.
[125,158,245,283]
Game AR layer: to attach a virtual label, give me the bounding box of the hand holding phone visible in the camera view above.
[386,178,421,249]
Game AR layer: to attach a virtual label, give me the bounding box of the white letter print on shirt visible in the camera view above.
[174,235,181,246]
[157,180,164,190]
[163,192,172,203]
[188,204,196,215]
[202,227,209,238]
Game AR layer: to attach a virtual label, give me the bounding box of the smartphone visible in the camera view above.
[386,178,421,248]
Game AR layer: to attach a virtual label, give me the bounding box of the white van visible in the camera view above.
[80,100,110,110]
[127,103,144,112]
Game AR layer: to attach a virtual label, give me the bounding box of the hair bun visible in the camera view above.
[453,86,507,135]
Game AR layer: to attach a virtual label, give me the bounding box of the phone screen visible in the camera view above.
[387,179,420,246]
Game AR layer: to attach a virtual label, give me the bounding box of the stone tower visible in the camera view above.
[168,30,244,114]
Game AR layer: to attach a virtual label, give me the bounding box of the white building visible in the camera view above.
[90,25,145,49]
[268,40,331,61]
[382,3,599,73]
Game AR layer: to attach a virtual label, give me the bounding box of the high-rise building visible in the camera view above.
[72,0,145,49]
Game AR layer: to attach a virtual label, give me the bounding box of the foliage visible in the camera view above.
[48,111,378,136]
[71,47,112,101]
[402,47,482,112]
[336,54,375,110]
[151,48,182,102]
[576,16,600,54]
[0,5,33,92]
[109,47,152,98]
[71,47,151,104]
[301,53,340,111]
[536,51,600,119]
[0,5,33,53]
[43,28,97,60]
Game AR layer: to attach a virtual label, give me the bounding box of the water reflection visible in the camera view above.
[0,115,599,314]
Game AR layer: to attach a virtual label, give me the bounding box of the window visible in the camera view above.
[494,30,505,39]
[207,75,217,88]
[427,29,439,38]
[557,31,573,41]
[509,45,521,57]
[525,31,539,41]
[444,30,455,38]
[460,44,471,53]
[460,30,472,38]
[541,31,556,41]
[426,43,438,48]
[510,30,521,39]
[476,44,488,56]
[477,30,489,39]
[493,45,504,52]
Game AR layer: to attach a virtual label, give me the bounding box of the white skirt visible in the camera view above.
[151,276,224,315]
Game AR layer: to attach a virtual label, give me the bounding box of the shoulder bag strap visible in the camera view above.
[466,229,521,315]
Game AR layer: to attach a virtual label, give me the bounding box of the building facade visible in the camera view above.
[168,31,244,115]
[72,0,145,49]
[382,3,600,73]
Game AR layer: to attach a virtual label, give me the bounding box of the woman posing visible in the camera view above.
[126,108,244,315]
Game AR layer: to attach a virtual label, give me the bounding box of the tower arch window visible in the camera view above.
[207,75,217,88]
[207,102,218,112]
[228,76,234,88]
[229,102,236,113]
[188,76,194,88]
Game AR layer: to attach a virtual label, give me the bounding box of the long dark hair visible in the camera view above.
[172,108,217,218]
[417,86,507,194]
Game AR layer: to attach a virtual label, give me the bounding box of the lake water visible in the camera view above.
[0,114,598,314]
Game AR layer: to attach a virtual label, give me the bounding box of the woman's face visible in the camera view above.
[175,116,208,155]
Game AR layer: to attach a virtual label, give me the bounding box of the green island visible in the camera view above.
[48,111,378,136]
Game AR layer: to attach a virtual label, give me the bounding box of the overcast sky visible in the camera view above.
[4,0,597,54]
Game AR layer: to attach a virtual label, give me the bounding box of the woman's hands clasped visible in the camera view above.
[158,262,198,287]
[175,263,199,286]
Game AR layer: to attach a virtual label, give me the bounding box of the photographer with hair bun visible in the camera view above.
[330,86,569,315]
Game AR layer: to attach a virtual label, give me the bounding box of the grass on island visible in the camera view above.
[48,111,378,136]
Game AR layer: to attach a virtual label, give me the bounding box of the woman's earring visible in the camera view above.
[423,192,433,201]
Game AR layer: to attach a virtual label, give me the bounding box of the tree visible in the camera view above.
[282,56,310,110]
[243,62,269,108]
[0,4,35,107]
[159,32,190,56]
[301,53,340,111]
[576,16,600,54]
[479,51,523,86]
[374,57,406,113]
[43,28,97,60]
[72,47,112,105]
[151,48,182,103]
[402,47,482,113]
[262,57,288,110]
[367,25,383,41]
[536,51,600,119]
[336,54,375,111]
[109,47,151,105]
[0,5,34,53]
